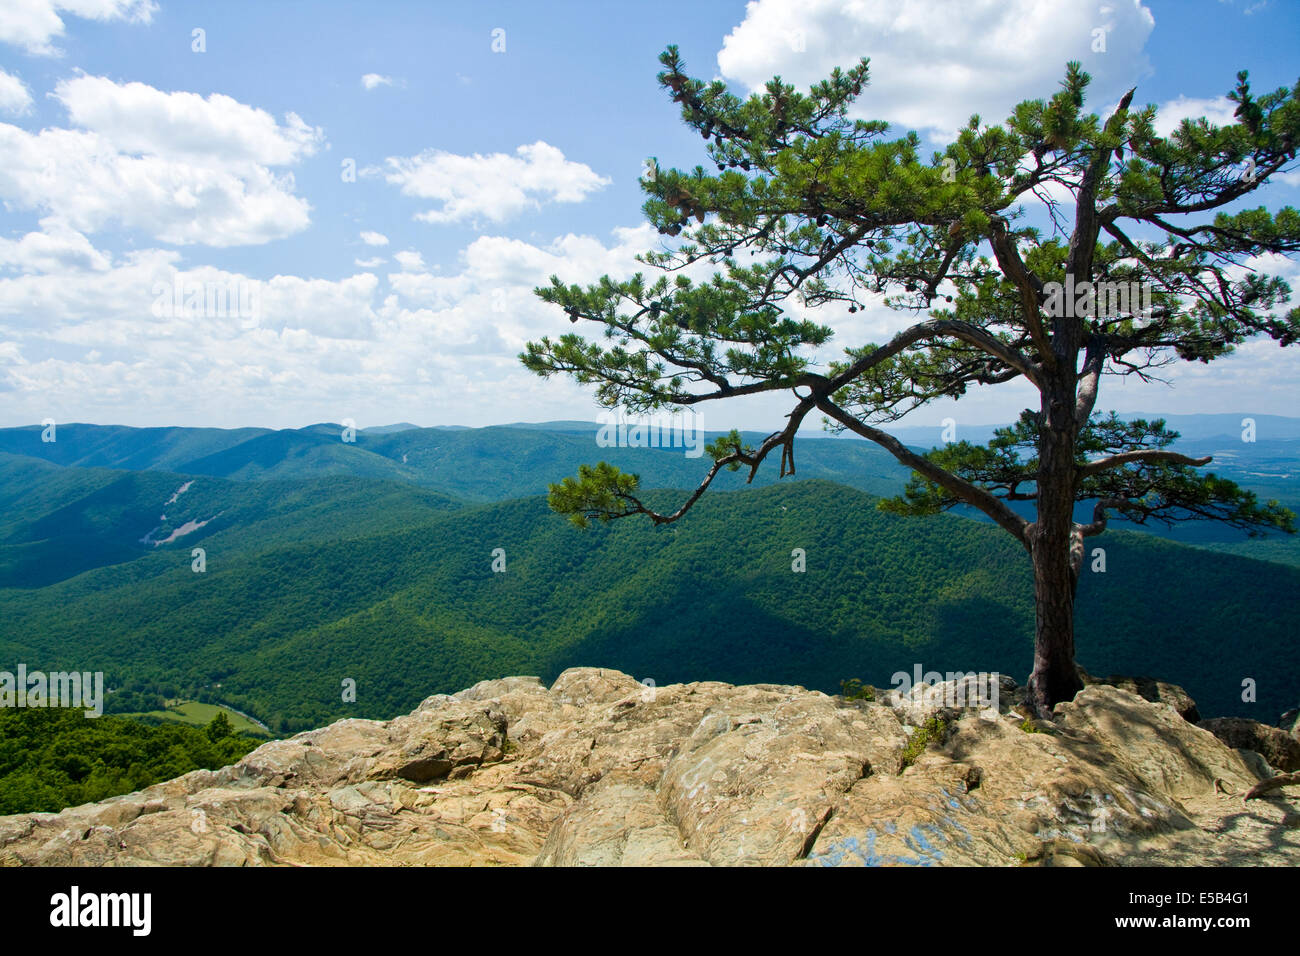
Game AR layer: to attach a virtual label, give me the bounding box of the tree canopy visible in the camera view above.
[524,48,1299,714]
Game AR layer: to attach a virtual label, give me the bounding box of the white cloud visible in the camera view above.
[0,223,670,426]
[54,76,324,165]
[384,224,680,351]
[1215,0,1271,14]
[360,231,389,246]
[0,0,156,56]
[361,73,393,90]
[354,256,386,268]
[258,273,380,339]
[0,233,379,344]
[0,241,181,327]
[0,221,111,273]
[0,77,323,247]
[715,0,1155,142]
[0,68,33,116]
[3,214,1290,429]
[378,140,610,224]
[393,250,425,272]
[1153,95,1239,137]
[0,126,313,246]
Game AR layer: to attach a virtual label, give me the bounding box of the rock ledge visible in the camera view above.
[2,668,1296,867]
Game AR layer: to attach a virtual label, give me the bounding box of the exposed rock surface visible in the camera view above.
[1079,670,1201,723]
[1198,717,1300,773]
[2,668,1297,867]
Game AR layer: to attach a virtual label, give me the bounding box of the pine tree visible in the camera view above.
[522,49,1299,716]
[205,711,234,741]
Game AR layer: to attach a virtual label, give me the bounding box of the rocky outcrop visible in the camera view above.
[1,668,1297,867]
[1079,670,1200,723]
[1198,717,1300,773]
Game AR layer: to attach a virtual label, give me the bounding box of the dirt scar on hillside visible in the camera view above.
[140,479,219,545]
[149,516,217,546]
[163,480,194,508]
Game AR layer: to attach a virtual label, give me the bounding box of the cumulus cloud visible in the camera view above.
[0,126,314,246]
[1152,95,1239,136]
[715,0,1155,142]
[378,140,610,224]
[54,76,323,165]
[360,231,389,246]
[0,77,323,246]
[0,214,384,344]
[257,273,380,339]
[1,214,1294,428]
[393,250,425,272]
[383,224,696,353]
[361,73,393,90]
[0,68,33,116]
[0,0,156,57]
[0,221,677,426]
[0,221,111,273]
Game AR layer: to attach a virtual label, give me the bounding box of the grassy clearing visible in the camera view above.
[129,700,269,736]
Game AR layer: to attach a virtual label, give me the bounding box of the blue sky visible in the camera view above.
[0,0,1297,432]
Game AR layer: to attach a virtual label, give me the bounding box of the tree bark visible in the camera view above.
[1026,530,1084,717]
[1025,376,1085,717]
[1244,771,1300,801]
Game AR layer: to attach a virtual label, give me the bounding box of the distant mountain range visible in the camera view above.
[0,420,911,502]
[341,412,1300,444]
[3,413,1294,562]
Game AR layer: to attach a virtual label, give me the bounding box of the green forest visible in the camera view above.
[2,470,1297,732]
[0,708,260,815]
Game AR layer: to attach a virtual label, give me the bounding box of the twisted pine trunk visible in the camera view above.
[1025,375,1085,718]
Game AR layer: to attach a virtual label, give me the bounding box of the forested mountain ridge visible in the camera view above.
[0,453,462,588]
[2,473,1295,732]
[3,416,1291,559]
[0,421,912,501]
